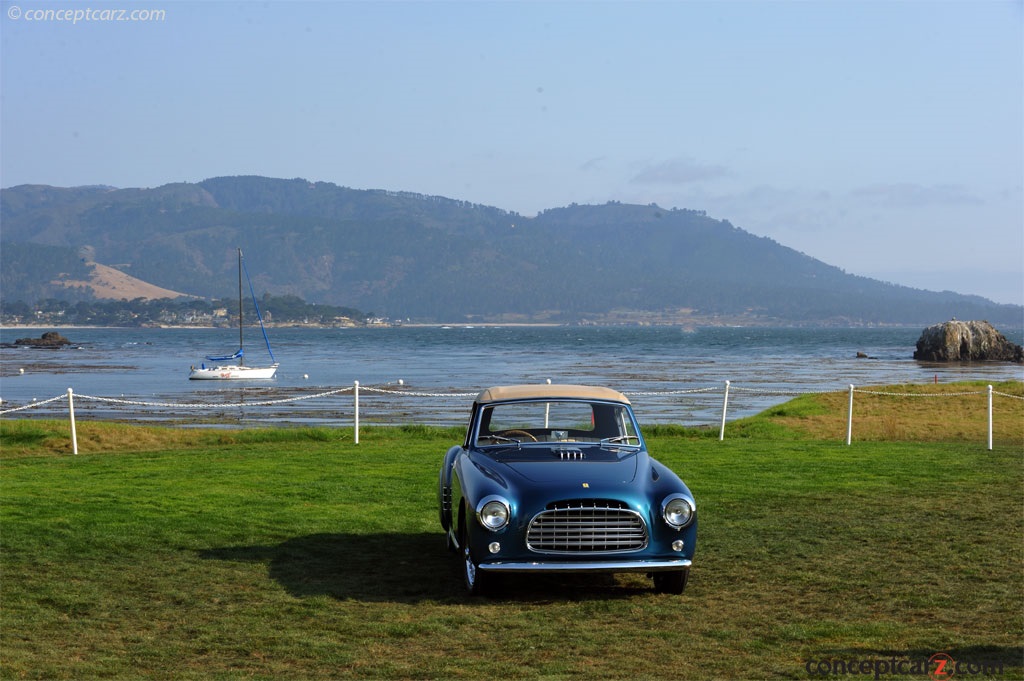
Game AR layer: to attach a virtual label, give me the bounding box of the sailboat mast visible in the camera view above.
[237,248,244,366]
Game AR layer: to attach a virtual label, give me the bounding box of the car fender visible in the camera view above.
[438,445,462,531]
[645,458,698,555]
[451,449,516,554]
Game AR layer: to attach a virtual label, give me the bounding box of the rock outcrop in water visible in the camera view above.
[913,320,1023,363]
[12,331,71,349]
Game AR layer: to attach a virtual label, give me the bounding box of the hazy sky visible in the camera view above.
[2,1,1022,305]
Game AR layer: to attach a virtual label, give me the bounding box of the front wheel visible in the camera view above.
[462,521,494,596]
[445,526,457,553]
[653,570,689,595]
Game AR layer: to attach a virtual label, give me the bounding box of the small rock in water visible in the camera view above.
[14,331,72,349]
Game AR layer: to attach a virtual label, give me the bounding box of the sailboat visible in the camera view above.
[189,248,279,380]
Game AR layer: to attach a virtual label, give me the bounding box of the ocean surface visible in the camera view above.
[1,325,1021,427]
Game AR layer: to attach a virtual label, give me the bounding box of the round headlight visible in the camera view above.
[477,497,510,531]
[662,495,694,529]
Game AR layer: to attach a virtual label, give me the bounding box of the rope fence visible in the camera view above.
[1,381,1021,455]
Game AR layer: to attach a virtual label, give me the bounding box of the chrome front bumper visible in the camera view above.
[478,558,691,574]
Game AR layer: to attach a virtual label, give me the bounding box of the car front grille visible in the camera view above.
[526,499,648,554]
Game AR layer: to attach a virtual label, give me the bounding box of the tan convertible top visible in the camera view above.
[475,384,630,405]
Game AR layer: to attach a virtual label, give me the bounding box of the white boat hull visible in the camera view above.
[188,363,279,380]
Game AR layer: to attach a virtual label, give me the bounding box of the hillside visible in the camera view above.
[0,243,190,304]
[62,260,191,301]
[1,176,1021,326]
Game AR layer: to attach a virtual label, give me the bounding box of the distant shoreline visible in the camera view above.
[0,322,568,331]
[0,322,943,331]
[4,320,1021,333]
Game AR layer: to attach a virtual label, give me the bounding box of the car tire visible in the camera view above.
[653,569,689,595]
[462,515,494,597]
[445,526,457,553]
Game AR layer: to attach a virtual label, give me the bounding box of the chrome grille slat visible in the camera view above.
[526,500,648,554]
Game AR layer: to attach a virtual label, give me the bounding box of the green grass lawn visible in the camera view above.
[2,386,1022,680]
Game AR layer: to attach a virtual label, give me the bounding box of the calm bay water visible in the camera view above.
[2,325,1021,427]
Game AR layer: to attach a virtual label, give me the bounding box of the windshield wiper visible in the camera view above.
[478,435,522,447]
[599,435,640,447]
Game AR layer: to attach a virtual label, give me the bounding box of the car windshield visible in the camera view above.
[475,400,640,446]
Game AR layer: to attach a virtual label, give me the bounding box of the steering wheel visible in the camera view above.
[496,429,538,442]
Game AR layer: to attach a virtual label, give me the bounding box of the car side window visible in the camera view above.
[464,404,478,448]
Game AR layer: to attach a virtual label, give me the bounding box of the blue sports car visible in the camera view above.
[438,384,697,596]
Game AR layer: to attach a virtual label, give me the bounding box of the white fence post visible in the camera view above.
[545,378,551,428]
[353,380,360,445]
[67,388,78,456]
[719,380,730,441]
[846,384,854,446]
[987,384,993,451]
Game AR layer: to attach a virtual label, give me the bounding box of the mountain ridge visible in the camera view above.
[2,176,1020,327]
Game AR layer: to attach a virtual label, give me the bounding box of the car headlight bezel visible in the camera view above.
[661,494,695,530]
[476,495,511,531]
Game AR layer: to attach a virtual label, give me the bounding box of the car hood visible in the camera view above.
[490,446,640,485]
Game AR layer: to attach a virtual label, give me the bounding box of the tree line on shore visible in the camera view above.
[0,294,373,327]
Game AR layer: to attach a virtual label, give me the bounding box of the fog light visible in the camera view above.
[672,539,685,552]
[488,542,501,554]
